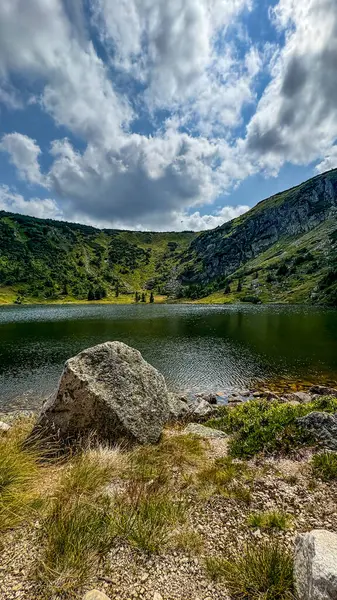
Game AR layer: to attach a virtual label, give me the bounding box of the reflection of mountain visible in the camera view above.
[0,169,337,305]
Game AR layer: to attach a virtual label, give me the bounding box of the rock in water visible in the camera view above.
[294,530,337,600]
[36,342,170,444]
[296,412,337,451]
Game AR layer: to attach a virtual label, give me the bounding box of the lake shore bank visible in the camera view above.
[1,388,337,600]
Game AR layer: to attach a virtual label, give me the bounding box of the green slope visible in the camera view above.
[0,213,196,303]
[0,169,336,305]
[178,169,337,306]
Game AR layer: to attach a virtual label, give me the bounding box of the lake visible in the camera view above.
[0,303,337,412]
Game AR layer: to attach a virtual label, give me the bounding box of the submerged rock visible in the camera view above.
[296,412,337,450]
[294,529,337,600]
[36,342,170,445]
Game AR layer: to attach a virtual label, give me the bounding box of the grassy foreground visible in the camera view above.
[1,401,337,599]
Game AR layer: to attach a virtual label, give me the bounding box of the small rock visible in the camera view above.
[294,391,313,403]
[0,421,11,432]
[83,591,111,600]
[167,393,189,421]
[309,385,337,397]
[188,398,218,421]
[294,529,337,600]
[153,593,163,600]
[184,423,227,438]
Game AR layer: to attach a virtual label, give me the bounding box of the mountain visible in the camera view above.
[0,169,336,305]
[179,169,337,305]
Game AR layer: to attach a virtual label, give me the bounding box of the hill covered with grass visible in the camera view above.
[0,169,336,305]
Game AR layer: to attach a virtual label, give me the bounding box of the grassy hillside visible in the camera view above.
[0,212,196,303]
[179,169,337,306]
[0,169,336,305]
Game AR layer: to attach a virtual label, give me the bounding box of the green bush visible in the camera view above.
[247,510,291,530]
[311,451,337,481]
[240,295,262,304]
[206,396,337,458]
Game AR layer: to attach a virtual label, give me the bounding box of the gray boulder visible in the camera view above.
[296,412,337,450]
[36,342,170,445]
[189,398,218,421]
[167,393,189,421]
[294,529,337,600]
[83,591,111,600]
[184,423,227,438]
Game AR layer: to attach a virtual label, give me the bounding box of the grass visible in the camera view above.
[36,447,126,594]
[0,418,42,531]
[197,456,254,503]
[111,479,187,554]
[247,510,291,531]
[205,539,295,599]
[171,528,204,554]
[127,433,204,483]
[311,451,337,481]
[206,396,337,458]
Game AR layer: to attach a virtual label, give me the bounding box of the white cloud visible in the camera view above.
[0,185,63,219]
[246,0,337,171]
[0,133,44,185]
[167,204,250,231]
[316,146,337,174]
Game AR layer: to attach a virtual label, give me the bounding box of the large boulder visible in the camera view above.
[36,342,170,445]
[294,530,337,600]
[296,412,337,450]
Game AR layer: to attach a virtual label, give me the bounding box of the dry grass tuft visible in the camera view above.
[205,539,295,599]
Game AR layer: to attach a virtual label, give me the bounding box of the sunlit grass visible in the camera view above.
[247,510,291,531]
[205,539,295,599]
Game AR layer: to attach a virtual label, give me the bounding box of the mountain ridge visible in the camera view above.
[0,169,336,305]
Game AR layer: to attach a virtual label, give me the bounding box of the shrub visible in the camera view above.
[311,451,337,481]
[247,510,291,530]
[205,539,295,599]
[240,295,262,304]
[205,396,337,458]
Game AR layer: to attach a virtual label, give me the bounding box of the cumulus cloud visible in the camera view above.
[0,133,44,185]
[246,0,337,169]
[0,185,63,220]
[316,146,337,174]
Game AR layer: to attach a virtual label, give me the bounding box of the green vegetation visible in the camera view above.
[197,456,254,503]
[205,540,295,600]
[0,418,41,531]
[1,170,337,305]
[247,510,291,530]
[311,451,337,481]
[206,396,337,457]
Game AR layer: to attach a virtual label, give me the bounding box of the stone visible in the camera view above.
[153,594,163,600]
[83,591,111,600]
[294,529,337,600]
[36,342,170,445]
[296,412,337,450]
[167,393,190,421]
[184,423,227,438]
[189,398,217,420]
[0,421,11,432]
[294,391,313,403]
[309,385,337,397]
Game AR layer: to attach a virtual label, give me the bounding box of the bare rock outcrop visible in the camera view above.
[294,530,337,600]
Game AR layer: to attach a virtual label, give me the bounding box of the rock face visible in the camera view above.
[294,530,337,600]
[83,591,111,600]
[184,423,227,438]
[36,342,170,444]
[296,412,337,450]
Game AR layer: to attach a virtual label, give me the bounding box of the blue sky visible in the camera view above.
[0,0,336,231]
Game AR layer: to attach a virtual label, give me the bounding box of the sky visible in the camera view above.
[0,0,336,232]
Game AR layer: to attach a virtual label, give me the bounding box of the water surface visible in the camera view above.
[1,303,337,411]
